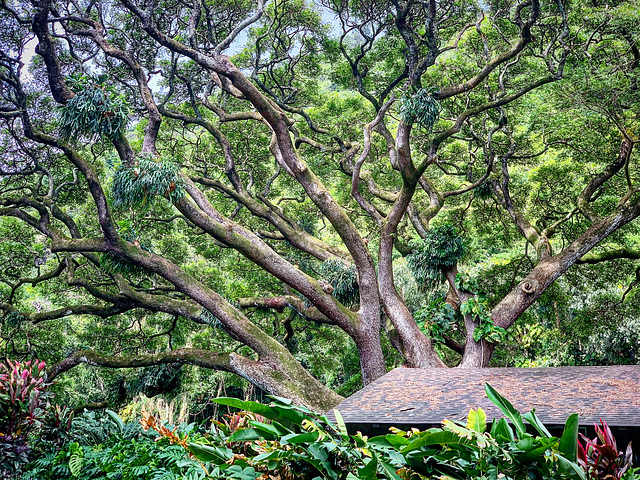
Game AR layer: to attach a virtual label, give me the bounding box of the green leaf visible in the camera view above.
[490,417,515,442]
[559,413,580,462]
[379,460,403,480]
[401,430,470,453]
[466,408,487,433]
[187,442,233,465]
[280,431,320,444]
[523,410,552,438]
[557,453,587,480]
[358,456,378,480]
[248,420,287,437]
[443,420,473,439]
[227,428,267,442]
[105,409,124,434]
[485,383,526,437]
[68,453,84,477]
[384,434,411,448]
[331,409,348,438]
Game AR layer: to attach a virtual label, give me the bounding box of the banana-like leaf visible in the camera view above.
[228,428,268,442]
[559,413,580,462]
[485,383,526,437]
[491,417,515,442]
[105,409,124,434]
[401,430,471,453]
[467,408,487,433]
[358,455,378,480]
[523,410,552,438]
[331,409,349,438]
[280,431,320,444]
[187,442,233,465]
[557,453,587,480]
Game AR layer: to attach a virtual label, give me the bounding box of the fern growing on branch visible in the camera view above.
[407,224,465,290]
[112,155,185,210]
[58,75,130,141]
[399,88,441,132]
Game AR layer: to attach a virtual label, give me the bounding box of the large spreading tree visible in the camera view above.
[0,0,638,411]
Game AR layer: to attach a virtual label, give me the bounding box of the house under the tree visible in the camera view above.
[332,365,640,461]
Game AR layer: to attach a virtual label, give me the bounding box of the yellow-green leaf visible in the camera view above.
[467,407,487,433]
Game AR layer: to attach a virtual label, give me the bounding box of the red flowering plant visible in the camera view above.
[578,419,634,480]
[0,359,52,477]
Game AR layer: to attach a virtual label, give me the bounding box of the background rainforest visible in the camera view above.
[0,0,638,415]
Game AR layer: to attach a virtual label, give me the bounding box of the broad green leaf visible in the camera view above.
[187,442,233,465]
[557,453,587,480]
[280,431,320,444]
[384,434,411,448]
[105,409,124,433]
[212,397,307,426]
[523,410,552,438]
[443,419,473,439]
[358,456,378,480]
[228,428,267,442]
[332,408,348,437]
[401,430,471,453]
[491,418,515,442]
[559,413,580,462]
[466,408,487,433]
[379,460,403,480]
[517,443,553,463]
[248,420,287,437]
[485,383,526,437]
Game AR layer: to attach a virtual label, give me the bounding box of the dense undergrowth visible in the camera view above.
[1,359,636,480]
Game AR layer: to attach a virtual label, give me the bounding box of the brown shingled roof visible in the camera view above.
[333,366,640,429]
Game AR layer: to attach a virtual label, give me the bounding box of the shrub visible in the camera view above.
[578,420,633,480]
[149,387,591,480]
[0,359,51,478]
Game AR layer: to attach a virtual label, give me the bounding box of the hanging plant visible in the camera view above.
[112,155,185,209]
[58,75,130,141]
[474,182,493,199]
[399,88,441,132]
[99,223,153,277]
[319,259,359,306]
[407,224,465,290]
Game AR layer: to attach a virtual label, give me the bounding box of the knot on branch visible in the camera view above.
[521,282,535,294]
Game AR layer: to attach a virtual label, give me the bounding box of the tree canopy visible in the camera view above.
[0,0,638,411]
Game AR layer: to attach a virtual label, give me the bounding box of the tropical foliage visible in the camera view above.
[22,384,638,480]
[0,0,639,418]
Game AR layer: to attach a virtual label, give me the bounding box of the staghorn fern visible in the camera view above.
[407,225,465,290]
[399,88,441,132]
[112,155,185,210]
[58,75,130,141]
[319,259,359,306]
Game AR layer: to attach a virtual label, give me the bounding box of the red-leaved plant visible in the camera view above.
[0,359,52,478]
[0,359,51,435]
[578,419,633,480]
